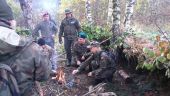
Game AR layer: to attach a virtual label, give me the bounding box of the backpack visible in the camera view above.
[0,40,33,96]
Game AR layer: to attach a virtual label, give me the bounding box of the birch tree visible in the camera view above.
[107,0,113,25]
[124,0,136,32]
[19,0,34,30]
[85,0,93,25]
[111,0,121,39]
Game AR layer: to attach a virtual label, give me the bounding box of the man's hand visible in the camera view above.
[9,20,16,29]
[81,56,85,60]
[72,69,79,75]
[77,60,81,65]
[88,72,92,77]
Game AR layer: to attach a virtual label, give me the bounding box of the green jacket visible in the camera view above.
[0,37,51,96]
[59,17,81,40]
[73,40,90,60]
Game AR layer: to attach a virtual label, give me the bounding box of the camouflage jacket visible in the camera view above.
[33,20,57,38]
[59,17,81,40]
[78,51,115,78]
[0,37,51,96]
[73,40,90,60]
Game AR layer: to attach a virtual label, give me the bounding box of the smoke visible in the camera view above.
[32,0,60,16]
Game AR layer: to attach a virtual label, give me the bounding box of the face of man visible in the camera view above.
[78,38,85,44]
[43,15,50,21]
[66,13,72,18]
[90,47,98,53]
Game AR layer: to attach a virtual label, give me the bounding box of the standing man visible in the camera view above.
[33,12,57,48]
[59,9,81,66]
[33,12,58,71]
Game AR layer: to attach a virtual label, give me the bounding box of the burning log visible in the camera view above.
[52,67,66,85]
[118,70,132,83]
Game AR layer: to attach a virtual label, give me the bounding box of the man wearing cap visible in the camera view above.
[33,12,57,48]
[72,41,115,85]
[59,9,81,66]
[0,1,51,95]
[33,13,58,71]
[71,32,90,67]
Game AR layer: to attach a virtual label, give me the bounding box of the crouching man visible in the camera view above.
[71,32,90,67]
[72,41,115,85]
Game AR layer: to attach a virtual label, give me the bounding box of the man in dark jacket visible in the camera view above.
[72,41,115,85]
[59,9,81,66]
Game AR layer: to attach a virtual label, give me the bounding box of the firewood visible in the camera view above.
[98,92,117,96]
[118,70,132,83]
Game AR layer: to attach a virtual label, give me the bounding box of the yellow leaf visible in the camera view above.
[167,54,170,60]
[159,41,169,48]
[156,35,160,41]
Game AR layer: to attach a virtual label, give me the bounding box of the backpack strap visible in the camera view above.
[0,63,20,96]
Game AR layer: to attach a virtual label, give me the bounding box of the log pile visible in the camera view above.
[83,83,117,96]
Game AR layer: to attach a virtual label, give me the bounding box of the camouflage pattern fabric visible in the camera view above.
[78,51,115,79]
[0,37,51,96]
[72,40,90,65]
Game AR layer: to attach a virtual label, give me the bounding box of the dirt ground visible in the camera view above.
[40,51,170,96]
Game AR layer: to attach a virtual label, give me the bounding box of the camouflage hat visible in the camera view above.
[65,9,72,14]
[87,41,100,48]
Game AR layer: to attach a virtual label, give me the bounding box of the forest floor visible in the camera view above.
[40,46,170,96]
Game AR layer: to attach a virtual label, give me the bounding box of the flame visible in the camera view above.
[52,67,66,85]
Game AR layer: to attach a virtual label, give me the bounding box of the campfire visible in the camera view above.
[52,67,66,85]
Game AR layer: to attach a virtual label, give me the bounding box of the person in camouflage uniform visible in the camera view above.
[0,27,51,96]
[72,41,115,85]
[71,32,90,66]
[0,1,51,95]
[59,9,81,66]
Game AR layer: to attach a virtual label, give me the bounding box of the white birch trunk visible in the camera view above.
[107,0,113,25]
[85,0,93,25]
[124,0,136,32]
[112,0,121,36]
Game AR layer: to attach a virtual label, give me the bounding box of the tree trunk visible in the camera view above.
[107,0,113,25]
[19,0,34,30]
[124,0,136,32]
[85,0,93,25]
[111,0,121,42]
